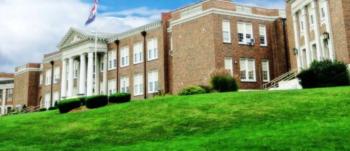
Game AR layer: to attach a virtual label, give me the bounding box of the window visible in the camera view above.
[73,61,79,79]
[259,25,267,46]
[237,22,253,45]
[39,74,43,85]
[53,92,59,106]
[148,70,159,93]
[299,17,305,33]
[262,60,270,82]
[45,69,52,86]
[147,38,158,61]
[240,58,256,82]
[309,12,314,29]
[108,50,117,70]
[44,93,50,109]
[224,57,233,75]
[6,89,13,101]
[120,47,129,67]
[320,2,326,24]
[0,89,3,100]
[54,67,60,84]
[120,76,129,93]
[133,74,143,96]
[108,80,116,95]
[222,20,231,43]
[133,43,143,64]
[312,44,317,61]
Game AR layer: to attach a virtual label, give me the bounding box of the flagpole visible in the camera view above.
[94,30,97,95]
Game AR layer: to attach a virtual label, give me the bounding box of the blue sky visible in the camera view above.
[0,0,284,72]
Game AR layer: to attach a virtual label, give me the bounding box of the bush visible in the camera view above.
[198,85,213,93]
[57,98,82,113]
[48,106,57,110]
[38,108,47,112]
[210,69,238,92]
[109,93,131,104]
[86,95,108,109]
[297,60,350,88]
[178,86,207,96]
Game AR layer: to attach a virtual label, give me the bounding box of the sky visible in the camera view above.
[0,0,285,73]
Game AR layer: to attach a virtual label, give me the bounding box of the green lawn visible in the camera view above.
[1,87,350,151]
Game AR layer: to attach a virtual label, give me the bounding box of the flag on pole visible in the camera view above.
[85,0,99,26]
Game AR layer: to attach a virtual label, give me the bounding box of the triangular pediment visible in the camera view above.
[58,28,89,49]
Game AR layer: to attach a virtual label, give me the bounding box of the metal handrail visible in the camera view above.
[262,69,298,89]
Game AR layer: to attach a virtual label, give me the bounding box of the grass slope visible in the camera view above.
[1,87,350,151]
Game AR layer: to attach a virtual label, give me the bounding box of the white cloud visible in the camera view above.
[0,0,165,72]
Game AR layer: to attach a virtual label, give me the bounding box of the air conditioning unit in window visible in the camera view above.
[248,38,255,46]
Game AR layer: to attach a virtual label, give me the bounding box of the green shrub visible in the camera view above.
[109,93,131,104]
[38,108,47,112]
[178,86,207,96]
[297,60,350,88]
[198,85,213,93]
[57,98,82,113]
[48,107,57,110]
[210,69,238,92]
[86,95,108,109]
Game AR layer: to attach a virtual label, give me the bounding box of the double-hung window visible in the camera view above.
[108,80,116,95]
[108,50,117,70]
[45,69,52,86]
[133,43,143,64]
[148,70,159,93]
[237,22,253,45]
[259,25,267,46]
[133,74,143,96]
[319,1,327,24]
[54,67,60,84]
[120,47,129,67]
[120,76,129,93]
[240,58,256,82]
[222,20,231,43]
[262,60,270,82]
[147,38,158,61]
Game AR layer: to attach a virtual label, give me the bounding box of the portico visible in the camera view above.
[58,28,110,99]
[290,0,335,71]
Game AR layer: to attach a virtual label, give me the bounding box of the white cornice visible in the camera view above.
[15,68,41,76]
[108,21,162,43]
[168,8,284,32]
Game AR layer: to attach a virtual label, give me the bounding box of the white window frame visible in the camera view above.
[133,42,143,64]
[299,15,305,35]
[148,70,159,93]
[45,69,52,86]
[147,38,158,61]
[224,57,233,75]
[262,60,270,82]
[259,24,267,46]
[108,50,117,70]
[120,76,129,93]
[133,74,143,96]
[222,20,231,43]
[237,22,253,45]
[108,80,116,95]
[120,47,129,67]
[319,1,327,25]
[54,67,60,84]
[240,58,256,82]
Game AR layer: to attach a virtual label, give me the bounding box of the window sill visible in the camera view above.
[133,62,143,65]
[240,80,257,83]
[260,45,268,47]
[120,65,129,68]
[223,42,232,44]
[134,94,143,97]
[147,58,158,62]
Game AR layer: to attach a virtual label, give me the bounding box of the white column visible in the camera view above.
[95,54,100,95]
[87,52,94,96]
[103,53,108,94]
[79,54,87,95]
[61,59,67,98]
[293,14,302,71]
[323,0,335,60]
[1,89,6,115]
[67,57,74,97]
[302,8,311,67]
[310,0,323,61]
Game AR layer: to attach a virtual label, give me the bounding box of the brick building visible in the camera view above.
[10,0,290,109]
[286,0,350,70]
